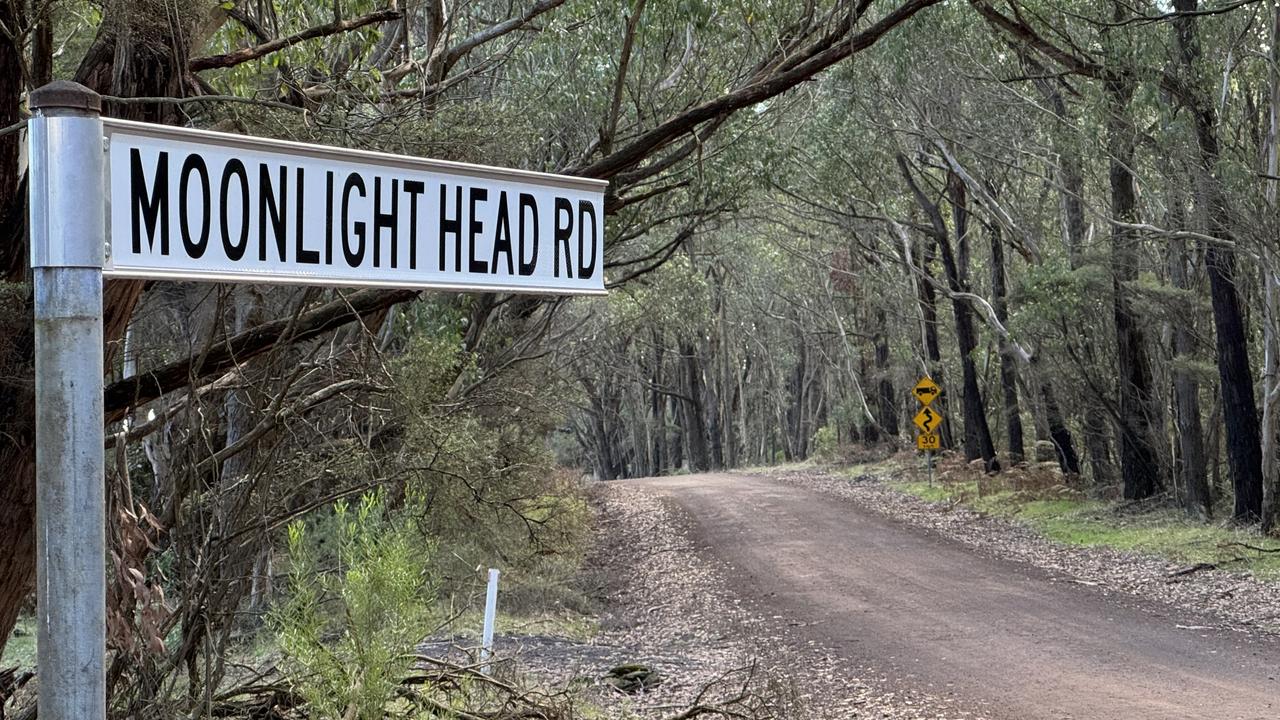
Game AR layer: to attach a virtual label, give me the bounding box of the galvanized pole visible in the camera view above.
[29,80,106,720]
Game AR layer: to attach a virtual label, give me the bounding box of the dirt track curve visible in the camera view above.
[632,472,1280,720]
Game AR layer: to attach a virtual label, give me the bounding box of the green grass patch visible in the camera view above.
[840,456,911,481]
[872,463,1280,579]
[1,614,36,669]
[893,480,959,504]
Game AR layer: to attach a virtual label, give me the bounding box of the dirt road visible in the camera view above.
[633,472,1280,720]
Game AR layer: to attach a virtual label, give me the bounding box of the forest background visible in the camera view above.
[4,0,1280,717]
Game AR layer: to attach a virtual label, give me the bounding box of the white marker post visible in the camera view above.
[481,568,500,675]
[26,79,605,717]
[29,81,107,720]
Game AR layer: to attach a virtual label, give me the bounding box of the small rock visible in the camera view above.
[605,663,661,692]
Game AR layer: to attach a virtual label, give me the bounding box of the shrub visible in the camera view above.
[810,425,840,462]
[272,492,436,720]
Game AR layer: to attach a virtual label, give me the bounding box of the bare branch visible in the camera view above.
[190,9,403,72]
[104,288,417,422]
[571,0,945,180]
[443,0,569,73]
[198,379,383,473]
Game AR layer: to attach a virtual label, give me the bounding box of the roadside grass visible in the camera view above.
[739,450,902,478]
[736,459,817,475]
[437,608,599,643]
[856,458,1280,579]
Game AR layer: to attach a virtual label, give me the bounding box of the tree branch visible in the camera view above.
[198,378,382,473]
[443,0,569,74]
[571,0,944,180]
[190,8,402,72]
[104,288,417,422]
[967,0,1104,79]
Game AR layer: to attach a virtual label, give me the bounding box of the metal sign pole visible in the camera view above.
[30,80,107,720]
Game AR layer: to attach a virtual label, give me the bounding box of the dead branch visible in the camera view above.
[1166,562,1219,579]
[196,378,383,474]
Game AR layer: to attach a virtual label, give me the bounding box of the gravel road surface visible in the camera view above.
[635,472,1280,720]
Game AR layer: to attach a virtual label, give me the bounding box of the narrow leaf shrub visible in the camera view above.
[272,492,436,720]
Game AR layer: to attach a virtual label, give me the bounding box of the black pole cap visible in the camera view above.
[29,80,102,114]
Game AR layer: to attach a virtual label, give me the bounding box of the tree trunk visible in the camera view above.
[220,287,258,488]
[703,339,724,471]
[0,2,36,658]
[1169,238,1211,518]
[1175,0,1264,521]
[1202,205,1263,520]
[679,340,712,471]
[941,170,999,470]
[860,350,881,443]
[874,309,899,439]
[582,380,618,480]
[1106,68,1163,499]
[1039,374,1082,475]
[989,213,1024,463]
[913,219,954,449]
[669,394,684,471]
[785,332,810,459]
[0,2,24,279]
[0,3,212,650]
[650,331,666,474]
[1262,0,1280,533]
[1030,52,1115,484]
[716,269,739,468]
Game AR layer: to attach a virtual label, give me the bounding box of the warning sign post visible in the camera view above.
[911,376,943,484]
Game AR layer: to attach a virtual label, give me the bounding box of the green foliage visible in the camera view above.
[607,254,712,333]
[1013,260,1110,328]
[810,425,840,463]
[390,302,593,613]
[272,493,436,720]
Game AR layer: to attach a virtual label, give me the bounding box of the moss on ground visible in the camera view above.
[865,464,1280,579]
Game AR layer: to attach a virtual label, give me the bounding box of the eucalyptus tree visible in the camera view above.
[967,0,1265,513]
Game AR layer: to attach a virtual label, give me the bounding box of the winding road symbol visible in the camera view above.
[913,406,942,434]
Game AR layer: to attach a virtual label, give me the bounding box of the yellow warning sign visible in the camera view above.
[913,406,943,434]
[917,432,941,451]
[912,377,941,406]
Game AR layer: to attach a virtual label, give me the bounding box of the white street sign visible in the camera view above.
[104,119,607,294]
